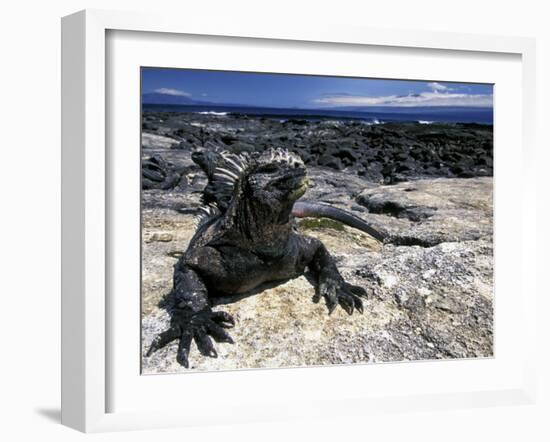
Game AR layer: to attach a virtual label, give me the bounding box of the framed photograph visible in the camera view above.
[61,9,537,432]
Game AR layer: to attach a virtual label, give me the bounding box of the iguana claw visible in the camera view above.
[314,276,368,316]
[146,308,235,368]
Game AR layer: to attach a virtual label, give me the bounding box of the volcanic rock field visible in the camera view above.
[140,112,493,374]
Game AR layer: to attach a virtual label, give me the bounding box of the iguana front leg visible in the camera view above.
[146,262,235,367]
[299,235,368,315]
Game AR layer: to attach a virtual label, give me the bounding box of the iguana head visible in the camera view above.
[214,148,308,226]
[245,148,308,206]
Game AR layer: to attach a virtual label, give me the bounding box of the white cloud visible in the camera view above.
[313,91,493,108]
[154,88,191,97]
[427,82,448,92]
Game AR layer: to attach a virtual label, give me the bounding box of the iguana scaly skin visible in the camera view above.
[147,148,371,367]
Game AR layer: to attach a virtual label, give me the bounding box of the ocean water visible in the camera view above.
[142,104,493,125]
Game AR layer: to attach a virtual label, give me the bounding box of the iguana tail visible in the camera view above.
[292,201,386,242]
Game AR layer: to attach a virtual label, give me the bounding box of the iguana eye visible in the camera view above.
[259,164,278,174]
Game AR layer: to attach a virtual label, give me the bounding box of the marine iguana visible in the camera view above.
[147,148,378,367]
[192,149,386,241]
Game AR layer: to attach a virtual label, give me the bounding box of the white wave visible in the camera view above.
[418,120,433,124]
[361,118,383,125]
[197,111,228,116]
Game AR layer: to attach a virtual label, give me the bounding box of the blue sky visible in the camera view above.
[142,68,493,109]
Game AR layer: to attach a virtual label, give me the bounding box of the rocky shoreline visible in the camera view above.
[142,112,492,184]
[140,112,493,374]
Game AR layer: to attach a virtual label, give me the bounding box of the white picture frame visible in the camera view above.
[61,9,537,433]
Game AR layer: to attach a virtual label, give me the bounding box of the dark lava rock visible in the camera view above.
[142,155,186,190]
[141,112,493,183]
[356,192,437,222]
[317,154,343,170]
